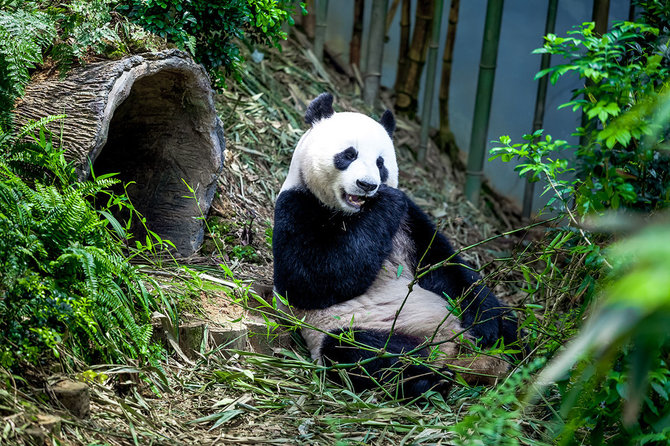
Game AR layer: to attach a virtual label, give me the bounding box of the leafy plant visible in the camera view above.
[452,359,547,445]
[117,0,301,86]
[0,1,158,127]
[0,4,55,127]
[531,20,670,212]
[0,118,165,368]
[490,7,670,443]
[537,222,670,445]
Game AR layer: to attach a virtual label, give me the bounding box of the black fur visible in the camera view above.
[379,110,396,137]
[334,147,357,171]
[321,328,452,398]
[377,156,389,183]
[404,199,519,347]
[273,185,407,309]
[305,93,334,125]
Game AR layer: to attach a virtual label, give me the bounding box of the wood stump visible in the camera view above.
[14,50,225,256]
[51,379,90,418]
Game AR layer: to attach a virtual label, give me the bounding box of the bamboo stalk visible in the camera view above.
[465,0,505,204]
[522,0,559,218]
[578,0,610,149]
[314,0,329,62]
[303,0,316,38]
[393,0,411,102]
[438,0,461,165]
[385,0,401,34]
[349,0,365,69]
[417,0,445,162]
[394,0,434,116]
[363,0,388,107]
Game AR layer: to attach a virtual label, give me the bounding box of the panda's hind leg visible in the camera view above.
[321,328,452,399]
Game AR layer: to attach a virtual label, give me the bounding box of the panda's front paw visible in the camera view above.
[463,314,500,346]
[402,366,453,399]
[464,310,521,350]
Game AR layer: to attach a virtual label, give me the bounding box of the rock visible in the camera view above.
[51,380,90,418]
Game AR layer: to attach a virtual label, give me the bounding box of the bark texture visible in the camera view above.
[438,0,462,167]
[14,50,225,256]
[393,0,411,104]
[349,0,365,68]
[394,0,434,116]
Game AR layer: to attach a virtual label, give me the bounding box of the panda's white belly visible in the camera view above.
[287,227,463,361]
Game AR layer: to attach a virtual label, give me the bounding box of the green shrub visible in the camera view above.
[117,0,301,86]
[0,0,156,127]
[530,19,670,213]
[0,4,55,127]
[0,118,163,368]
[490,5,670,443]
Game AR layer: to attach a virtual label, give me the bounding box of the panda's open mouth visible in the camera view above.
[343,192,366,210]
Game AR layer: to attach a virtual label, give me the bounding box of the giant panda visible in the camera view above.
[273,93,520,398]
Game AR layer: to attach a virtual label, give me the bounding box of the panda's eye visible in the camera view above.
[334,147,358,171]
[377,156,389,183]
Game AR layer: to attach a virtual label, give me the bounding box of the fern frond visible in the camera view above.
[0,8,55,96]
[14,115,66,142]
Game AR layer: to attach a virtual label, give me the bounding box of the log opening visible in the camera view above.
[15,51,225,256]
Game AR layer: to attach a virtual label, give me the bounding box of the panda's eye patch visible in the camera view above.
[334,147,358,170]
[343,147,357,160]
[377,156,389,183]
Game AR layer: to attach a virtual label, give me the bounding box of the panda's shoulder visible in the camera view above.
[364,185,409,218]
[275,187,329,228]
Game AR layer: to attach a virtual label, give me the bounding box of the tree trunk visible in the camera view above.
[522,0,559,218]
[395,0,434,117]
[350,0,365,68]
[13,50,225,256]
[418,0,445,162]
[303,0,316,39]
[385,0,401,34]
[393,0,411,102]
[363,0,388,106]
[314,0,329,62]
[592,0,611,35]
[438,0,461,167]
[464,0,505,204]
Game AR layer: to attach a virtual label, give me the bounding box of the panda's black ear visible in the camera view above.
[305,93,334,125]
[380,109,396,137]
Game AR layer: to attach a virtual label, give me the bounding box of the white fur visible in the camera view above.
[280,112,398,213]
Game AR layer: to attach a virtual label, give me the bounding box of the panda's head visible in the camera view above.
[281,93,399,214]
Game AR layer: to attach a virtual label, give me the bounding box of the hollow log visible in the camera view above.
[14,50,225,256]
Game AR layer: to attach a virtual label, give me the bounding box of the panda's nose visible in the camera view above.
[356,179,378,193]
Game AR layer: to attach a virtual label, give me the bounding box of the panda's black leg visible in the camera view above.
[321,329,452,399]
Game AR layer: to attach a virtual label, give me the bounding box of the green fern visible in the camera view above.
[0,8,55,96]
[0,118,167,367]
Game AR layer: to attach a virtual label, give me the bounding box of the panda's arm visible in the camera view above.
[404,196,519,347]
[273,187,406,310]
